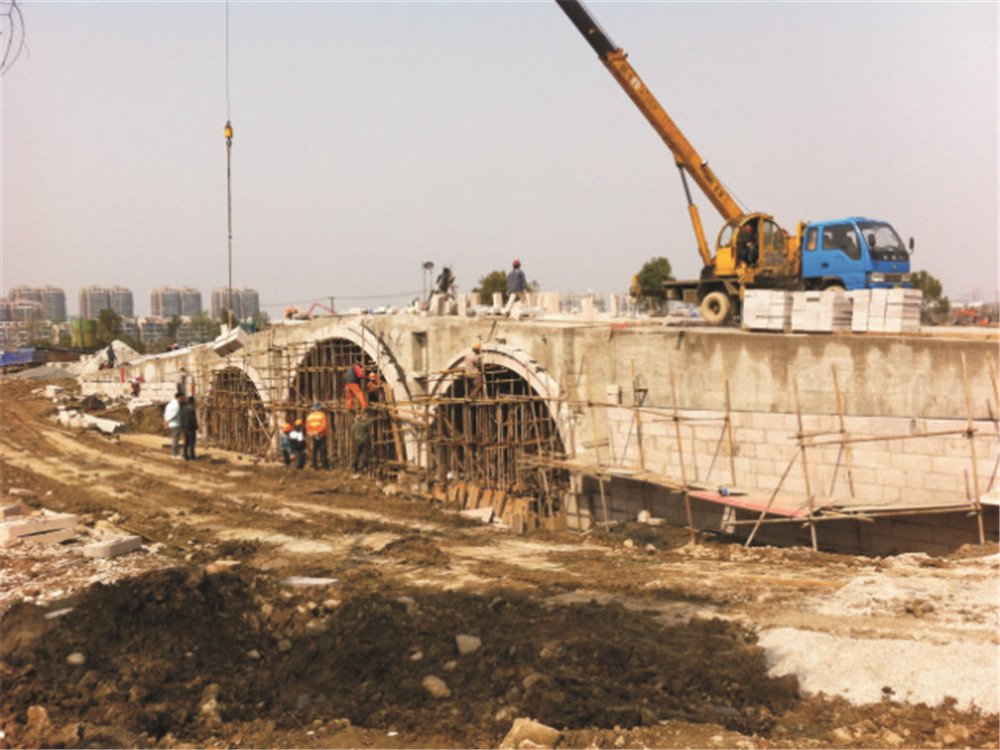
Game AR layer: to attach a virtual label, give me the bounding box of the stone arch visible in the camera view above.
[203,366,269,456]
[427,344,573,512]
[430,344,572,451]
[281,323,414,468]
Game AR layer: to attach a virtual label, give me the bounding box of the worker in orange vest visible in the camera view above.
[345,363,368,410]
[305,402,330,470]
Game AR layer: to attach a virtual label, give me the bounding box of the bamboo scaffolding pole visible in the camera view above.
[793,378,819,551]
[631,360,645,470]
[598,475,611,523]
[744,452,800,547]
[733,503,984,526]
[669,361,696,545]
[961,353,986,544]
[831,366,856,497]
[724,362,736,485]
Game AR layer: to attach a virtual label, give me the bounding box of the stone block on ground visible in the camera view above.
[1,503,22,519]
[499,718,561,750]
[1,512,78,544]
[81,534,142,558]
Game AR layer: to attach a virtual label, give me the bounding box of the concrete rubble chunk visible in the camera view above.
[280,576,339,587]
[205,559,241,575]
[82,534,142,559]
[455,634,482,656]
[80,413,126,435]
[498,718,561,750]
[421,675,451,699]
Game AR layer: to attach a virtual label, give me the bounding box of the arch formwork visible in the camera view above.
[265,321,415,471]
[203,366,269,455]
[425,344,574,527]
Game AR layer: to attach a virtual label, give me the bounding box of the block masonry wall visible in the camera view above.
[600,407,997,510]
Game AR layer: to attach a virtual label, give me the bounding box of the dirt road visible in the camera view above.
[1,375,997,749]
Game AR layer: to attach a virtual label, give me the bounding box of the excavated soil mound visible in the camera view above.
[101,403,164,435]
[1,565,797,748]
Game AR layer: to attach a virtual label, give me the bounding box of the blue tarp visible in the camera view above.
[0,348,41,368]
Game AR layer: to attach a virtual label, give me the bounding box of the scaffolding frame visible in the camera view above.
[196,337,571,523]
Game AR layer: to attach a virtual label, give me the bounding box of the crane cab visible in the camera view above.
[713,213,800,284]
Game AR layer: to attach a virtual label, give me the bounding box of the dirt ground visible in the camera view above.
[1,375,997,749]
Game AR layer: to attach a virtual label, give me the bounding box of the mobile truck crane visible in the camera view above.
[555,0,913,324]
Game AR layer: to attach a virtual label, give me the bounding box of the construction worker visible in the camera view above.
[345,363,368,410]
[463,342,484,399]
[505,259,527,310]
[279,421,294,467]
[289,419,307,469]
[366,371,384,404]
[163,392,184,460]
[432,266,456,301]
[352,408,376,474]
[305,402,330,470]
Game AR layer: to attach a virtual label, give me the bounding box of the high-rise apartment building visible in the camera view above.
[109,286,134,319]
[79,286,112,320]
[9,285,66,322]
[150,286,182,319]
[211,286,260,321]
[179,286,203,316]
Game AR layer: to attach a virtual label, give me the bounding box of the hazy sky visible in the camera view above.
[2,1,997,318]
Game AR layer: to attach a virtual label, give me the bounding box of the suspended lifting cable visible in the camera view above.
[224,0,235,330]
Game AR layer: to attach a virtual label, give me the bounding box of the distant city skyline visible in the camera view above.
[2,283,259,320]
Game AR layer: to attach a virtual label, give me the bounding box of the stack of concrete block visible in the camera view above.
[850,290,870,332]
[741,290,792,331]
[1,511,78,546]
[791,290,852,332]
[853,288,922,333]
[883,288,923,332]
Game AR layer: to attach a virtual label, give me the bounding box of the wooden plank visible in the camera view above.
[466,485,481,511]
[491,490,507,518]
[479,489,494,510]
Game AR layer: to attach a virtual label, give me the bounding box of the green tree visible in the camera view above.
[633,257,674,312]
[474,270,510,303]
[95,308,122,346]
[166,315,182,343]
[474,269,539,304]
[910,270,950,324]
[251,310,271,330]
[190,310,221,342]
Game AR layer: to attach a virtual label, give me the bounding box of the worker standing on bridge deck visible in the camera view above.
[345,363,368,410]
[505,259,527,311]
[306,403,330,470]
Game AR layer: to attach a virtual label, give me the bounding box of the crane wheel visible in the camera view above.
[700,291,733,324]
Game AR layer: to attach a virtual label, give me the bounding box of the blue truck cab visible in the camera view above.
[800,217,912,291]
